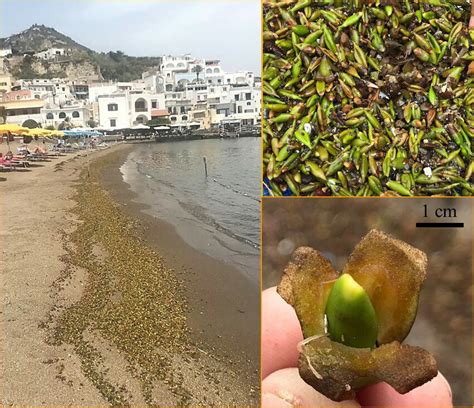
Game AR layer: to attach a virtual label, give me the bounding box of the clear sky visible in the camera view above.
[0,0,261,74]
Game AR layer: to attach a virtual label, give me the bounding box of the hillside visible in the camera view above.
[0,25,161,82]
[0,24,90,53]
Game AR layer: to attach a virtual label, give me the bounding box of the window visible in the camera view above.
[227,79,231,83]
[108,103,118,111]
[46,113,54,119]
[235,95,240,101]
[245,93,251,100]
[217,79,222,84]
[238,106,242,113]
[135,99,147,112]
[152,101,157,109]
[72,111,80,118]
[59,112,66,119]
[34,94,40,99]
[182,115,188,121]
[247,102,251,106]
[110,119,116,127]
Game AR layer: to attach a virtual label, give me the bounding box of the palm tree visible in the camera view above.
[192,65,204,83]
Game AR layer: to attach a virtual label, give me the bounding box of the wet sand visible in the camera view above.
[1,142,260,406]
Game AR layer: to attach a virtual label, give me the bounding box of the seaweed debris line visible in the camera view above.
[41,153,256,406]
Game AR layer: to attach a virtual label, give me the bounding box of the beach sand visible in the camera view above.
[0,142,260,406]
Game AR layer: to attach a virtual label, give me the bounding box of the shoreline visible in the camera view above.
[1,143,260,405]
[119,139,260,282]
[96,145,260,379]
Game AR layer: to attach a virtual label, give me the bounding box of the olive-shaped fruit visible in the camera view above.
[325,274,378,348]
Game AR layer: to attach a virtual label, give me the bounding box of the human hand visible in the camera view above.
[262,287,453,408]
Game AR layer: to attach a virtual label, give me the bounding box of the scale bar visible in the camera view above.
[416,222,464,228]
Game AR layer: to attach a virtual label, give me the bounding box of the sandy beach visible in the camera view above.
[0,141,260,406]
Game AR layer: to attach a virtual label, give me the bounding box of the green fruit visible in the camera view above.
[325,274,378,348]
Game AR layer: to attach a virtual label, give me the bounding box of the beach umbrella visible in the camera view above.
[50,130,64,138]
[0,124,31,134]
[28,128,51,136]
[0,125,31,150]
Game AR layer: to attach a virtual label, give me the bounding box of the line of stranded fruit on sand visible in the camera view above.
[263,0,474,196]
[41,154,194,406]
[278,230,437,401]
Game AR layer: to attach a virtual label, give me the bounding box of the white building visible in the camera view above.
[0,74,12,94]
[0,48,12,58]
[97,91,166,129]
[0,99,44,127]
[9,53,260,131]
[42,103,91,128]
[15,78,77,107]
[35,48,67,60]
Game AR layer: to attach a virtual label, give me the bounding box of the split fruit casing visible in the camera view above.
[277,230,437,401]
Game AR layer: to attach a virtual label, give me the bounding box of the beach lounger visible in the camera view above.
[8,158,29,167]
[0,158,20,170]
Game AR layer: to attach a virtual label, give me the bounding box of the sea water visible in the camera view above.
[120,138,260,284]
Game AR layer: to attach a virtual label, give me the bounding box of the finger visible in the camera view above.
[262,367,361,408]
[471,1,474,28]
[357,372,453,408]
[262,287,303,379]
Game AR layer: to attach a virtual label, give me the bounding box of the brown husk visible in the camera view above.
[299,336,438,402]
[277,247,339,338]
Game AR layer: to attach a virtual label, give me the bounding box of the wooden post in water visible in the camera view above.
[203,157,208,178]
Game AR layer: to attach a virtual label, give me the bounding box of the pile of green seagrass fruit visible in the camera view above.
[263,0,474,196]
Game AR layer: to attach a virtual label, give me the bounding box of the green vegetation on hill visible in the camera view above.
[90,51,161,82]
[2,25,162,82]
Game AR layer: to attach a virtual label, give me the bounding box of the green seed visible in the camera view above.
[339,12,362,29]
[262,0,474,197]
[325,274,378,349]
[386,181,413,196]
